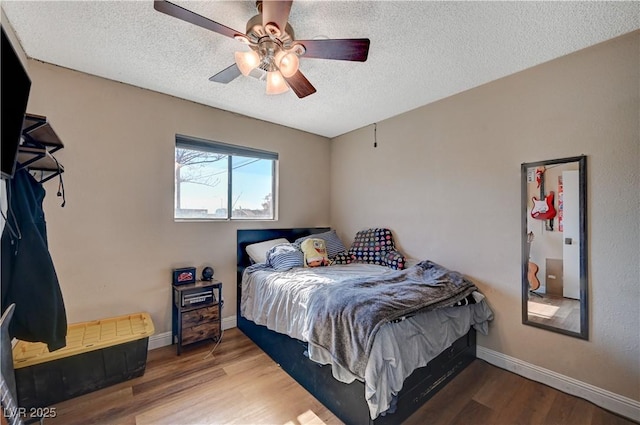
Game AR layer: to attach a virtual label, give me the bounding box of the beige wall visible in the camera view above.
[22,60,331,335]
[330,32,639,401]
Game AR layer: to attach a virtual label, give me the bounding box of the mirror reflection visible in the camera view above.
[521,155,588,339]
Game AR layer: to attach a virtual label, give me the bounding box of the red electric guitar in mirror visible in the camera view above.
[530,167,557,227]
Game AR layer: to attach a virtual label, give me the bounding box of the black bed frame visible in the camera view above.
[237,228,476,425]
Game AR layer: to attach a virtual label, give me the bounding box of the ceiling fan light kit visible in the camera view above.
[153,0,370,99]
[275,51,300,78]
[266,70,289,95]
[235,50,261,76]
[234,36,301,95]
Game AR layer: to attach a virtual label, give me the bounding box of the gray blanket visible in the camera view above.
[306,260,478,379]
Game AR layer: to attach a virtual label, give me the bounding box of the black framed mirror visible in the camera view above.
[521,155,588,339]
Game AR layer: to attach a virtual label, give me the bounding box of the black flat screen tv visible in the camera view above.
[1,25,31,180]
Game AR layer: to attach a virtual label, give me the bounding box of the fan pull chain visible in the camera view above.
[374,123,378,148]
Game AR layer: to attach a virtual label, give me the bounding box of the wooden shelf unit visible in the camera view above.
[172,280,222,355]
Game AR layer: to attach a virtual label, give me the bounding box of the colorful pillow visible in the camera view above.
[383,250,405,270]
[331,251,355,265]
[295,230,347,259]
[347,228,406,270]
[265,243,304,271]
[246,238,289,264]
[300,238,329,267]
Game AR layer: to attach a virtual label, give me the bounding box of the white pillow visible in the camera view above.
[246,238,289,264]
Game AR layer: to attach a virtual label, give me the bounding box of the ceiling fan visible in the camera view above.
[153,0,370,98]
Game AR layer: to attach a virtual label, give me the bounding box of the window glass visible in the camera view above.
[231,156,274,219]
[175,136,277,220]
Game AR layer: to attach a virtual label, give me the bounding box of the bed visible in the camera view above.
[236,227,493,425]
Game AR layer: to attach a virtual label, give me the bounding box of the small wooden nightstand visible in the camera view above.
[172,280,222,355]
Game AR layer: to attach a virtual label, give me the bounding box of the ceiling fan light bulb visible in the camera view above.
[266,71,289,95]
[235,50,260,76]
[278,52,299,78]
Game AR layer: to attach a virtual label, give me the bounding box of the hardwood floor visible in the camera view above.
[44,328,636,425]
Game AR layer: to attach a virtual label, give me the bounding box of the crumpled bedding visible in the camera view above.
[241,262,494,419]
[306,260,478,379]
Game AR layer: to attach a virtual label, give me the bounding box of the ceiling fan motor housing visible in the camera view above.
[242,8,302,77]
[245,13,295,46]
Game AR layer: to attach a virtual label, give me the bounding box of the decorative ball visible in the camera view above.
[201,266,214,281]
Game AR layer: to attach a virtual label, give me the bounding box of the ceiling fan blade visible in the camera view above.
[295,38,370,62]
[154,0,244,40]
[261,0,293,36]
[284,70,316,99]
[209,64,242,84]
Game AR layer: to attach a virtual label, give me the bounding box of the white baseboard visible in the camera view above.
[477,346,640,422]
[148,315,238,351]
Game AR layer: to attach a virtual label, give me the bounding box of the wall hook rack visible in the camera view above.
[16,113,65,183]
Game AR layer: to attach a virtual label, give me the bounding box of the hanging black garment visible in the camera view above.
[1,168,67,351]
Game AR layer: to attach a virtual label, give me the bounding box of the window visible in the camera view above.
[175,135,277,220]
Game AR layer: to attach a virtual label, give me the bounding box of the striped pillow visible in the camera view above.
[266,243,304,271]
[294,230,347,259]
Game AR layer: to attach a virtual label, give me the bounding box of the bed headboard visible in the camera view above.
[236,227,331,318]
[237,227,330,271]
[236,227,330,311]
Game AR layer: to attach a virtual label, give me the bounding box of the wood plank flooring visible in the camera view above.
[43,328,636,425]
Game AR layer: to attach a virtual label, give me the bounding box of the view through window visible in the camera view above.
[175,135,277,220]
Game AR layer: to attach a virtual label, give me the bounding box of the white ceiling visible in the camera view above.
[2,1,639,138]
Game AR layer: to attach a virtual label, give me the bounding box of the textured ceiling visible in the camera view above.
[2,1,639,138]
